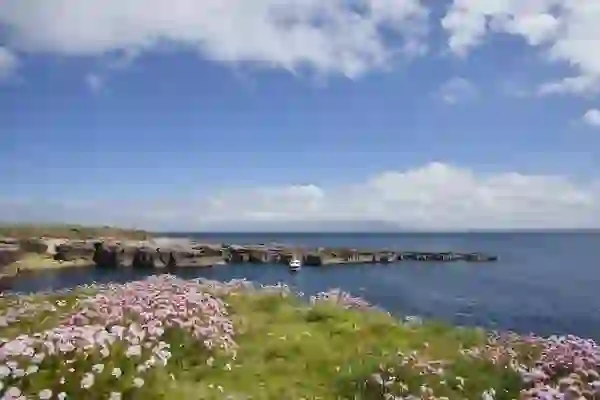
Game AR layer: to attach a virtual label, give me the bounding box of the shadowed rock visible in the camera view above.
[132,248,156,269]
[56,238,499,269]
[18,238,48,254]
[0,241,21,291]
[55,241,95,262]
[0,245,22,270]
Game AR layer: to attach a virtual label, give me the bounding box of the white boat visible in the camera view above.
[289,258,302,272]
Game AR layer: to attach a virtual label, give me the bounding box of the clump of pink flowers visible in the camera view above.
[315,290,600,400]
[463,333,600,399]
[3,275,600,400]
[367,329,600,399]
[0,275,237,399]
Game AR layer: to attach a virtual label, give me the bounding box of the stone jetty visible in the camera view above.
[8,237,497,269]
[0,236,498,282]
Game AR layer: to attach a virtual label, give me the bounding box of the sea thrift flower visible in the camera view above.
[133,377,145,388]
[92,363,104,374]
[80,372,95,389]
[125,345,142,358]
[26,365,39,375]
[0,365,10,378]
[5,387,21,398]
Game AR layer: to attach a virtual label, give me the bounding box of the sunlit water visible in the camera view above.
[8,232,600,339]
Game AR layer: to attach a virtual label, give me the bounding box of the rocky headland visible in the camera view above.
[0,235,497,274]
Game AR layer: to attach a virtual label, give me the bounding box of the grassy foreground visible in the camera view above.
[0,224,151,240]
[0,276,596,399]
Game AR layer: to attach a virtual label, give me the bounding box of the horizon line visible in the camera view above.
[155,229,600,234]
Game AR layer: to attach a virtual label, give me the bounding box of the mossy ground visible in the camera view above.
[9,253,93,271]
[0,223,151,240]
[0,290,527,399]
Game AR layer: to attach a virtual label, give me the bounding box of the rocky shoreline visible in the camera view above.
[0,236,498,274]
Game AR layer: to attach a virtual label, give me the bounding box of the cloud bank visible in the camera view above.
[437,77,478,104]
[0,46,18,81]
[442,0,600,96]
[0,0,428,79]
[2,163,599,231]
[583,109,600,128]
[1,0,599,95]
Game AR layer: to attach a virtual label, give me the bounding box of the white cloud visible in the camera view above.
[437,77,477,104]
[85,73,105,93]
[0,0,428,78]
[442,1,600,96]
[2,163,600,231]
[583,109,600,127]
[0,46,18,81]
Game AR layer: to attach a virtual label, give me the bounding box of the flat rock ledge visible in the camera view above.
[0,237,498,275]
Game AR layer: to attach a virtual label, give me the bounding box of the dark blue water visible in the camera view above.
[8,232,600,339]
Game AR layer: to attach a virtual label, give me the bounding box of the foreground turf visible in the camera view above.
[166,293,507,400]
[0,276,597,399]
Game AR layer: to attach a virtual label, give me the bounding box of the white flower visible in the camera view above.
[108,393,122,400]
[125,345,142,358]
[92,364,105,374]
[0,365,10,378]
[26,365,39,375]
[12,369,25,378]
[6,387,21,398]
[133,377,145,388]
[81,372,95,389]
[112,367,122,378]
[32,353,45,364]
[38,389,53,400]
[57,392,67,400]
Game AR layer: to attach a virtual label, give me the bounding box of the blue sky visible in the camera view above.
[1,0,600,230]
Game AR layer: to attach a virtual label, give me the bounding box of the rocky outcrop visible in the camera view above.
[55,241,96,261]
[0,240,22,270]
[18,238,49,254]
[88,242,222,269]
[1,236,500,274]
[0,239,22,291]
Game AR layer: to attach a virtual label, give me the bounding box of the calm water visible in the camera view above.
[8,232,600,339]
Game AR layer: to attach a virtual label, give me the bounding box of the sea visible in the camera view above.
[8,232,600,340]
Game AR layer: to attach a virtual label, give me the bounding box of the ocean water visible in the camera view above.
[8,232,600,339]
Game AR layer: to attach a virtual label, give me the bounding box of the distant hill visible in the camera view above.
[156,221,600,235]
[167,220,404,233]
[0,223,151,240]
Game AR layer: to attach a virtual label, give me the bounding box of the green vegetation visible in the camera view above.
[163,294,525,399]
[0,280,530,399]
[0,223,151,240]
[8,253,93,271]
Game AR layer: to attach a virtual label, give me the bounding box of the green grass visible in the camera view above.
[0,290,528,399]
[0,291,90,338]
[159,293,523,399]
